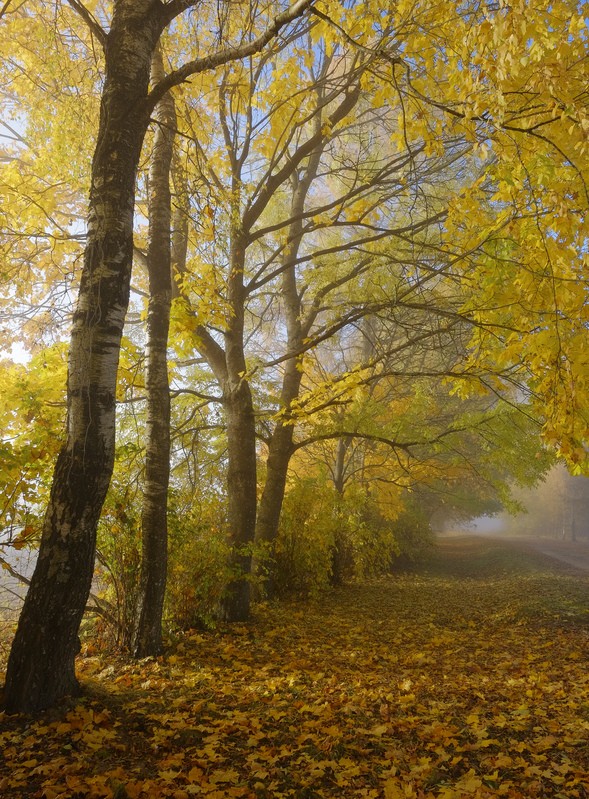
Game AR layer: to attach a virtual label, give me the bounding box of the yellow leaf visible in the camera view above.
[384,778,407,799]
[187,766,204,782]
[158,769,181,781]
[208,768,240,784]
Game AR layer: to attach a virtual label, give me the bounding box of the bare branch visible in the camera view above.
[0,554,30,588]
[193,324,228,386]
[66,0,107,48]
[170,387,222,403]
[293,430,413,453]
[0,0,13,21]
[146,0,313,113]
[243,82,362,231]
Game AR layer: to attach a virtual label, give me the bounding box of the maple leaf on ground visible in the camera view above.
[1,536,589,798]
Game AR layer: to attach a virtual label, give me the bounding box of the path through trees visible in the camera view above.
[1,536,588,798]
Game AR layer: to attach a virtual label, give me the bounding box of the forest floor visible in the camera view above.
[1,536,589,799]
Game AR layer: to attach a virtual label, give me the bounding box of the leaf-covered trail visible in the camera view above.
[2,536,589,798]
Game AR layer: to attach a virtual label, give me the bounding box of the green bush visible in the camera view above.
[94,478,232,647]
[274,479,335,597]
[390,503,435,566]
[165,504,231,631]
[274,479,400,596]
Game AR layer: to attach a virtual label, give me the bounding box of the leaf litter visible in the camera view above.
[1,536,589,798]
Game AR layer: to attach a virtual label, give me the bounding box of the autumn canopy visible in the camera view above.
[0,0,587,719]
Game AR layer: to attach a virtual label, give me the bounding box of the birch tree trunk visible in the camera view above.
[133,47,175,657]
[2,0,313,710]
[3,1,163,714]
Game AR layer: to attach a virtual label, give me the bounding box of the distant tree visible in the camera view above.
[501,465,589,541]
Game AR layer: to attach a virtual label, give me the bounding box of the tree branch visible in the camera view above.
[243,81,362,231]
[146,0,313,113]
[0,0,13,21]
[193,324,228,386]
[66,0,107,48]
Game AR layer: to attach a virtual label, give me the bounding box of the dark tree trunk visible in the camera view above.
[210,69,359,614]
[133,47,175,658]
[220,221,258,619]
[254,156,322,591]
[192,229,259,622]
[3,1,163,714]
[255,361,302,595]
[331,436,351,586]
[220,379,258,621]
[256,422,296,547]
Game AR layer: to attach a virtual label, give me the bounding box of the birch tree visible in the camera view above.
[3,0,313,715]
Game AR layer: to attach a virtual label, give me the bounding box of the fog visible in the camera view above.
[467,516,506,535]
[0,547,36,619]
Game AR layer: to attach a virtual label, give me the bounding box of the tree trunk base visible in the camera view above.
[3,620,83,714]
[220,579,251,622]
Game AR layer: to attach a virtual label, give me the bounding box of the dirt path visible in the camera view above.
[500,535,589,573]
